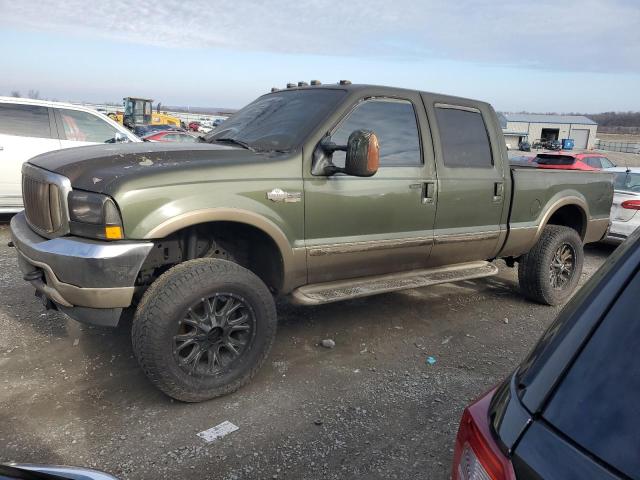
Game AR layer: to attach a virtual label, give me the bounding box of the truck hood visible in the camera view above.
[28,142,275,194]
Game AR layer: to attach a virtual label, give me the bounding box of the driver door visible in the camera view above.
[304,94,437,283]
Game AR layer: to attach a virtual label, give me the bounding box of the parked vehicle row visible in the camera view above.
[9,82,613,402]
[531,138,562,150]
[189,118,226,133]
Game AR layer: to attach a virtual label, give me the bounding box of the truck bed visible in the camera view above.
[499,167,613,257]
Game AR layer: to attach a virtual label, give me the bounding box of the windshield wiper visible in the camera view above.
[211,138,254,151]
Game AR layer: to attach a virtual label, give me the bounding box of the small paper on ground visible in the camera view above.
[197,421,239,443]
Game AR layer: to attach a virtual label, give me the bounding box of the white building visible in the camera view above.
[503,113,597,149]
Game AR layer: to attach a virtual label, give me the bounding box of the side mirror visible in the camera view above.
[114,132,129,143]
[344,130,379,177]
[312,129,380,177]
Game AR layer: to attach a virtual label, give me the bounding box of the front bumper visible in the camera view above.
[10,212,153,326]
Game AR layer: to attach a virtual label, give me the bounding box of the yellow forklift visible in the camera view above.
[108,97,181,129]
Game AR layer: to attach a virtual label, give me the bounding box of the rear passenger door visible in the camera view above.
[0,103,60,210]
[424,99,507,266]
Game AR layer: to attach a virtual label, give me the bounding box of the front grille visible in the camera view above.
[22,163,71,238]
[23,176,55,232]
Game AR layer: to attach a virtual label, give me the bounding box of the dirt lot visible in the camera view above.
[0,217,615,479]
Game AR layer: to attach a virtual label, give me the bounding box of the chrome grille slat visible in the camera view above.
[21,163,71,238]
[49,184,62,230]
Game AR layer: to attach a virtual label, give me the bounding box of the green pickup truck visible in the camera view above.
[10,83,613,401]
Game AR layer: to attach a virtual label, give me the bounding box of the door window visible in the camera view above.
[0,103,52,138]
[58,108,121,143]
[330,99,421,167]
[435,106,493,168]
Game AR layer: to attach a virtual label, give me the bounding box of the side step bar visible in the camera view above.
[291,261,499,305]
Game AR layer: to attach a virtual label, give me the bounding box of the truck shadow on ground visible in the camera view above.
[0,412,67,466]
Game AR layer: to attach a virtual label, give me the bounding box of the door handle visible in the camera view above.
[423,181,435,204]
[493,182,504,201]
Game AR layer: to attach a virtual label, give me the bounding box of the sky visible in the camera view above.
[1,0,639,113]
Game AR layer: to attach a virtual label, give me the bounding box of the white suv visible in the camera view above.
[0,97,140,212]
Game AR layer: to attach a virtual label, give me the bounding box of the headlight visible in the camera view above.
[68,191,124,240]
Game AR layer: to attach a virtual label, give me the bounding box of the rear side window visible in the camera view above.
[543,271,640,478]
[0,103,52,138]
[58,108,120,143]
[583,157,602,169]
[600,157,615,168]
[435,106,492,168]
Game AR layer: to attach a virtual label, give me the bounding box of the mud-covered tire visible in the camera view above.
[132,258,277,402]
[518,225,584,306]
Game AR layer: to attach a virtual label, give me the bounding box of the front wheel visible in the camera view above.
[518,225,584,305]
[132,258,277,402]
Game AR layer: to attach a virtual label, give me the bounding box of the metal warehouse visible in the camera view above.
[502,113,597,149]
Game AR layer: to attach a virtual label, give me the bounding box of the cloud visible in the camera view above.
[1,0,638,73]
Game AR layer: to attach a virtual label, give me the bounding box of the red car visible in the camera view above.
[533,152,615,171]
[188,121,201,131]
[143,131,199,143]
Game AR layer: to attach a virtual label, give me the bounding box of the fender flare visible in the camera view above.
[143,208,304,290]
[534,196,589,243]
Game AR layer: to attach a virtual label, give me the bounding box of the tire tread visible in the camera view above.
[518,225,584,306]
[132,258,276,402]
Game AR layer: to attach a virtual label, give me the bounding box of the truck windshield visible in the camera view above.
[203,89,346,152]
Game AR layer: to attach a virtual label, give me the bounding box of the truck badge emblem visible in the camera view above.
[266,188,302,203]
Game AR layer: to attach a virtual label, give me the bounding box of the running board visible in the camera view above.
[291,261,499,305]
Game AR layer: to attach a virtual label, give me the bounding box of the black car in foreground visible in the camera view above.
[451,227,640,479]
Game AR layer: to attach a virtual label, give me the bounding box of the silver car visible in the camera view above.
[605,167,640,243]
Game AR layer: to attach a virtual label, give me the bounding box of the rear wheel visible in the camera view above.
[518,225,583,305]
[132,258,277,402]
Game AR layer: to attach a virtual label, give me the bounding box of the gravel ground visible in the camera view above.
[0,217,614,479]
